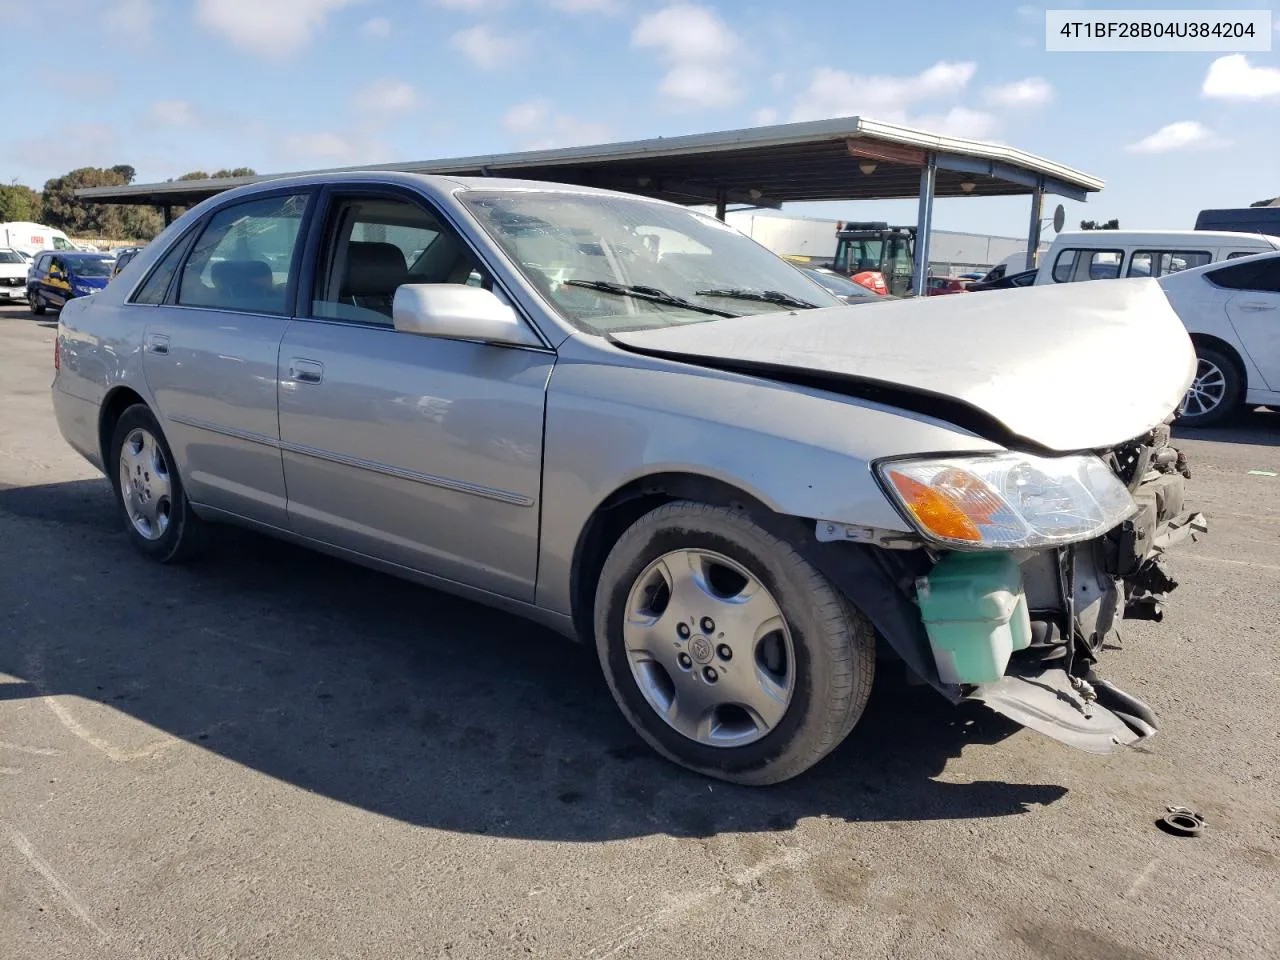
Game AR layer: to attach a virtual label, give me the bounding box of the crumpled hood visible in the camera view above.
[609,278,1195,453]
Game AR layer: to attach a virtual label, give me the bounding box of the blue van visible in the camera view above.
[28,251,115,314]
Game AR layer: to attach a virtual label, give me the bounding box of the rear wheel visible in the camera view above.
[108,405,206,562]
[29,289,45,315]
[1178,345,1242,427]
[594,501,875,785]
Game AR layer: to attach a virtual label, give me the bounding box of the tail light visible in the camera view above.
[53,335,60,371]
[851,271,889,296]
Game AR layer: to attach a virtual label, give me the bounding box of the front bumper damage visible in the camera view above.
[971,424,1206,752]
[805,423,1205,755]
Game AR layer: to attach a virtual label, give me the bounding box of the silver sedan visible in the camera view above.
[53,172,1203,783]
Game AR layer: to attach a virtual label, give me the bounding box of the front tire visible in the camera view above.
[108,404,205,562]
[594,501,875,785]
[1178,345,1242,427]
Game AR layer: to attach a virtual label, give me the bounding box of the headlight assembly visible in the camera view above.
[877,453,1136,549]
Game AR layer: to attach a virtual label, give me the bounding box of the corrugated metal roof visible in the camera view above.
[76,115,1104,208]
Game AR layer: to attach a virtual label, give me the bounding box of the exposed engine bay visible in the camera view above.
[971,422,1206,752]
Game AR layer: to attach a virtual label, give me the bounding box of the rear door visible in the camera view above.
[139,190,314,527]
[276,186,553,600]
[1215,257,1280,389]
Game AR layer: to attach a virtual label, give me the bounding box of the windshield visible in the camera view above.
[68,256,113,278]
[0,250,24,264]
[803,269,877,299]
[460,190,841,333]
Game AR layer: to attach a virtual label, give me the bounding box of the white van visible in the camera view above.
[0,222,76,257]
[1034,230,1280,285]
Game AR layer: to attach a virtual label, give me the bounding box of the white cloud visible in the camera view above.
[549,0,622,11]
[985,77,1053,108]
[632,4,741,109]
[1202,54,1280,100]
[789,61,976,122]
[431,0,501,8]
[360,16,390,37]
[502,99,611,149]
[279,131,384,165]
[451,24,527,68]
[1126,121,1229,154]
[104,0,154,41]
[633,3,737,60]
[195,0,366,57]
[149,100,200,126]
[752,107,779,126]
[8,124,120,174]
[1015,4,1039,19]
[658,63,739,108]
[915,106,999,140]
[351,79,419,115]
[769,72,786,93]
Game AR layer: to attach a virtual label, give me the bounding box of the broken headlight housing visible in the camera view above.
[877,453,1137,549]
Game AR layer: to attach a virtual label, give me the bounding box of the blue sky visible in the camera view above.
[5,0,1279,236]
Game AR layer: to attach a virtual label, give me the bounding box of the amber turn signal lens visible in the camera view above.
[886,470,983,542]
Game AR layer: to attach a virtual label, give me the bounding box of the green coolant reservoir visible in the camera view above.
[915,552,1033,685]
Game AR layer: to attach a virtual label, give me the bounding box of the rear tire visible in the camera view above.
[593,501,875,785]
[30,290,45,315]
[1178,345,1242,427]
[107,404,206,563]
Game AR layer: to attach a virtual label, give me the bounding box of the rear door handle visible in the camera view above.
[288,358,324,384]
[144,333,170,355]
[1238,301,1276,312]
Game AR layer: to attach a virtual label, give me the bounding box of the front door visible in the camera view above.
[277,189,551,601]
[140,191,313,527]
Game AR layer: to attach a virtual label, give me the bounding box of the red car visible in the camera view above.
[926,275,973,296]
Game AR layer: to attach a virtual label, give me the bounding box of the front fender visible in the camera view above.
[535,340,1000,618]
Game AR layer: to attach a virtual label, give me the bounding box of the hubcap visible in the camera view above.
[1181,358,1226,419]
[117,427,173,540]
[622,548,795,748]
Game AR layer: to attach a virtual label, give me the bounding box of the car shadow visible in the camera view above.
[1176,407,1280,448]
[0,478,1067,841]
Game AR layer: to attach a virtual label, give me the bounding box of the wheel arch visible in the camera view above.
[98,385,149,468]
[1188,333,1248,386]
[568,471,793,645]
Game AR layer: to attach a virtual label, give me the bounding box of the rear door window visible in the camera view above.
[177,193,310,316]
[1208,258,1280,293]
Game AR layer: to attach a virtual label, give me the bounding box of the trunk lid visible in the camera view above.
[610,279,1194,452]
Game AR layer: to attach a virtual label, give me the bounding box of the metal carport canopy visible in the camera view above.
[76,115,1103,286]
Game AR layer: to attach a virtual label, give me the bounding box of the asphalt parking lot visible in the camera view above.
[1,301,1277,960]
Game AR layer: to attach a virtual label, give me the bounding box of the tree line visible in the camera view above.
[0,165,255,242]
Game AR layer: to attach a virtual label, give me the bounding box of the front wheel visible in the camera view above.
[29,289,45,315]
[1178,345,1243,427]
[594,501,875,785]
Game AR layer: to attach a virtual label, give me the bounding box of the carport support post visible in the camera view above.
[714,190,727,222]
[912,153,936,296]
[1026,181,1044,271]
[163,205,173,227]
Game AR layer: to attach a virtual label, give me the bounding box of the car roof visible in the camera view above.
[1157,247,1280,288]
[187,169,700,214]
[1050,229,1280,248]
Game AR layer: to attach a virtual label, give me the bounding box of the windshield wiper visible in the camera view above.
[563,280,738,318]
[694,288,819,310]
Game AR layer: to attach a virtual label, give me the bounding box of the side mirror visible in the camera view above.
[391,284,535,346]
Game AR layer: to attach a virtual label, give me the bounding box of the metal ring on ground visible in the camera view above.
[1158,806,1206,837]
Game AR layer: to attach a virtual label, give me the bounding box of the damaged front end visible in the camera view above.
[811,423,1205,754]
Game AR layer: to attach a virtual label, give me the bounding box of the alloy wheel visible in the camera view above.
[118,427,173,540]
[622,548,795,747]
[1182,358,1227,420]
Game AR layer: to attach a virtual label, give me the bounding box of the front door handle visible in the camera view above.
[288,358,324,384]
[145,333,170,355]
